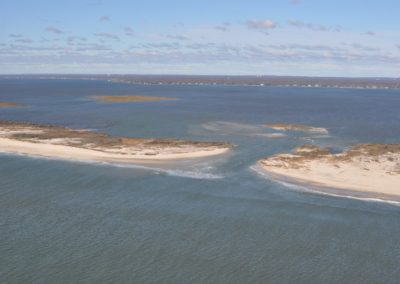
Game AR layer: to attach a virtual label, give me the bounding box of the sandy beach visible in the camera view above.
[0,120,231,163]
[258,144,400,198]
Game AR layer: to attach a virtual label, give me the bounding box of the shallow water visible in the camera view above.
[1,79,400,283]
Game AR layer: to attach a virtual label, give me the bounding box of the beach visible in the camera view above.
[0,120,231,163]
[258,144,400,198]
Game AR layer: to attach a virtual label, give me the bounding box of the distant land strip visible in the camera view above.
[2,75,400,89]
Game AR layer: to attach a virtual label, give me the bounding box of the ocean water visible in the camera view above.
[1,79,400,283]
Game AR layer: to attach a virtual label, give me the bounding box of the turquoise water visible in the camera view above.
[1,79,400,283]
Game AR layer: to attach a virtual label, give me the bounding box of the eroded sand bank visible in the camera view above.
[258,144,400,198]
[0,120,231,163]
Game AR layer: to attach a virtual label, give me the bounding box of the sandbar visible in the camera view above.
[0,120,231,163]
[93,95,178,103]
[258,144,400,199]
[265,123,328,134]
[0,102,22,107]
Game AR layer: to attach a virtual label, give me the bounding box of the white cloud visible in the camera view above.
[14,38,33,44]
[288,19,341,32]
[94,32,119,40]
[124,27,135,37]
[246,20,276,31]
[45,26,64,34]
[9,34,23,38]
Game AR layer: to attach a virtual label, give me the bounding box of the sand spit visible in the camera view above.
[0,120,231,163]
[93,95,178,103]
[265,123,328,134]
[0,102,23,108]
[258,144,400,198]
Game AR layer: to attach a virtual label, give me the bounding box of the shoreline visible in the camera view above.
[0,138,230,163]
[254,164,400,203]
[0,120,232,164]
[257,144,400,200]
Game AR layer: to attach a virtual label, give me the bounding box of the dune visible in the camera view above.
[0,120,231,163]
[258,144,400,199]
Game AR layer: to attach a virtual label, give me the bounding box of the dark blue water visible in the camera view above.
[1,79,400,283]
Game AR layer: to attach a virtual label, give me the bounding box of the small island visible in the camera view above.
[93,95,178,103]
[0,101,23,108]
[264,123,328,134]
[258,144,400,199]
[0,120,231,163]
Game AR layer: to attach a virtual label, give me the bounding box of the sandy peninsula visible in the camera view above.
[0,102,22,107]
[265,123,328,134]
[0,120,231,163]
[93,95,178,103]
[258,144,400,199]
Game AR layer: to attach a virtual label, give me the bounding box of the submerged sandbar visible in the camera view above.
[258,144,400,199]
[93,95,178,103]
[0,120,231,163]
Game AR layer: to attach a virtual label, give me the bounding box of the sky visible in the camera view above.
[1,0,400,76]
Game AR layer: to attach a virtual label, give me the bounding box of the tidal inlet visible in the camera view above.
[1,1,400,283]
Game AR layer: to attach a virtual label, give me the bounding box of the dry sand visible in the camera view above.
[258,144,400,198]
[0,120,231,163]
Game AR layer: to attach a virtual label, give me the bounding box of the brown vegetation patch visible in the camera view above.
[0,120,231,151]
[0,102,22,107]
[93,95,178,103]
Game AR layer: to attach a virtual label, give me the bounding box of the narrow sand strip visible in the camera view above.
[0,138,229,163]
[0,120,231,163]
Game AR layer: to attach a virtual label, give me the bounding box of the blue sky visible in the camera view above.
[1,0,400,76]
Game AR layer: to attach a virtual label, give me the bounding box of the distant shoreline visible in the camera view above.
[1,74,400,90]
